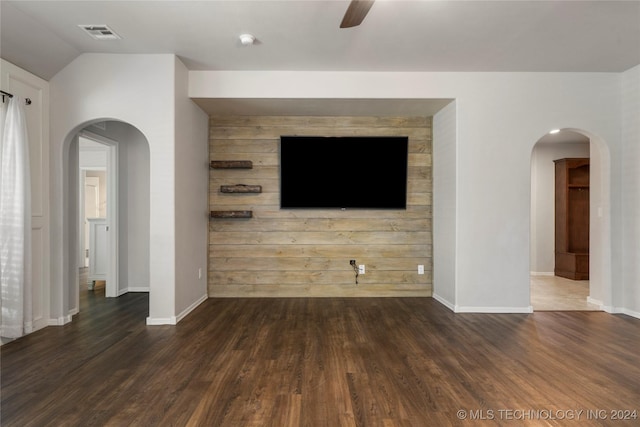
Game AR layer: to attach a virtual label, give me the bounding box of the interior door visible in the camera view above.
[84,176,100,268]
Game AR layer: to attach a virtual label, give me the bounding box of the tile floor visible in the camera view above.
[530,274,602,311]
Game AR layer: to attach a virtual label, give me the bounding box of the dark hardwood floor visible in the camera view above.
[2,288,640,426]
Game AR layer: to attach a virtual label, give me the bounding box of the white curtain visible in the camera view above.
[0,96,32,338]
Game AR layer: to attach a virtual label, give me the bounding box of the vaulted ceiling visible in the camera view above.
[2,0,639,81]
[2,1,638,119]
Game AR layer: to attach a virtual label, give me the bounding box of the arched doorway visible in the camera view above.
[63,119,150,316]
[530,128,611,311]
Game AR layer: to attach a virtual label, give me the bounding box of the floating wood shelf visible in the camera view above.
[210,210,253,219]
[220,184,262,193]
[210,160,253,169]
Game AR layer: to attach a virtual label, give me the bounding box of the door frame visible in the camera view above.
[78,130,119,298]
[529,129,612,311]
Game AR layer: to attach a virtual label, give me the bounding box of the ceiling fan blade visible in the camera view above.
[340,0,375,28]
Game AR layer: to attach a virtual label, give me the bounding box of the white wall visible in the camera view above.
[120,123,151,293]
[432,100,457,309]
[191,70,622,312]
[50,53,209,324]
[530,142,590,275]
[50,54,177,323]
[173,57,208,319]
[620,65,640,316]
[10,53,636,327]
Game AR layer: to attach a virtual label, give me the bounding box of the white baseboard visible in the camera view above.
[48,314,73,326]
[432,294,534,314]
[432,293,455,312]
[530,271,554,276]
[455,305,534,313]
[146,316,177,325]
[176,294,208,323]
[146,294,208,326]
[117,286,150,296]
[587,296,603,308]
[603,306,640,320]
[621,308,640,320]
[116,285,150,296]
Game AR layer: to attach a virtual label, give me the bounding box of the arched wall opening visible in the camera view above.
[529,128,612,310]
[61,119,150,317]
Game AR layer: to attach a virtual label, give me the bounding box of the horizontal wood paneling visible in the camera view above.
[209,271,432,286]
[209,116,432,297]
[209,115,430,127]
[210,192,431,206]
[207,206,432,219]
[209,218,431,232]
[209,231,431,245]
[207,284,430,297]
[209,257,431,271]
[209,244,432,258]
[210,138,432,154]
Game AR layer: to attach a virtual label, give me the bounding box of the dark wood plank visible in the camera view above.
[2,294,640,426]
[210,210,253,219]
[220,184,262,193]
[210,160,253,169]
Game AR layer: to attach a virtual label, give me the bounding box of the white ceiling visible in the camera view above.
[1,1,638,117]
[3,0,639,80]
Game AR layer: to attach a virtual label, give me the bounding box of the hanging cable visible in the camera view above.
[350,259,359,285]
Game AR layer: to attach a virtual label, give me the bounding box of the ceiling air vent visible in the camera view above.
[78,25,121,40]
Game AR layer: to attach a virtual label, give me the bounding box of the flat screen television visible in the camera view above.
[280,136,408,209]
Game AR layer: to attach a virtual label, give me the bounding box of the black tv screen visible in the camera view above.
[280,136,408,209]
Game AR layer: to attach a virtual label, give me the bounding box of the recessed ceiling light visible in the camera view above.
[78,25,121,40]
[239,34,255,46]
[549,129,561,134]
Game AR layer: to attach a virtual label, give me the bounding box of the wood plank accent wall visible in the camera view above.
[208,116,432,297]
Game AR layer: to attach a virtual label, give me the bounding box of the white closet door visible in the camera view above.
[88,218,107,287]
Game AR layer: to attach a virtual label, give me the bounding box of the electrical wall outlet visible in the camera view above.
[198,268,202,279]
[358,265,365,274]
[418,265,424,275]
